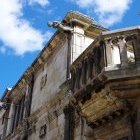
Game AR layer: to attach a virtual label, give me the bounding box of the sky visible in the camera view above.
[0,0,140,96]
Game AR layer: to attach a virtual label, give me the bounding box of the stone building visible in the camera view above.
[0,109,4,140]
[0,88,11,140]
[0,11,140,140]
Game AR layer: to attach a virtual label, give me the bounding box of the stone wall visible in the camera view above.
[0,117,4,139]
[31,41,68,113]
[28,85,68,140]
[0,109,5,140]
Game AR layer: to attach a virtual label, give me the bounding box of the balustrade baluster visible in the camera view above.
[83,59,87,84]
[75,68,78,90]
[75,66,81,90]
[105,39,113,66]
[118,37,128,67]
[132,35,140,64]
[88,57,93,80]
[71,68,76,92]
[92,60,95,79]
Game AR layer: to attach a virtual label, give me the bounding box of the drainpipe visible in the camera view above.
[47,21,73,80]
[66,32,72,79]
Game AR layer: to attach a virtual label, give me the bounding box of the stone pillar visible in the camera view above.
[24,85,32,118]
[92,60,95,79]
[131,97,140,140]
[71,68,76,93]
[13,104,20,129]
[87,58,91,81]
[64,105,75,140]
[88,57,93,79]
[2,110,9,138]
[105,40,113,66]
[75,67,81,90]
[23,85,28,118]
[118,37,128,67]
[80,61,85,86]
[19,96,25,122]
[84,122,95,140]
[82,59,87,85]
[132,35,140,64]
[78,63,82,89]
[6,102,15,135]
[133,109,140,140]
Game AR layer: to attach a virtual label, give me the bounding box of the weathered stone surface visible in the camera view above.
[1,12,140,140]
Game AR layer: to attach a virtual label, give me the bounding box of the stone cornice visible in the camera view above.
[64,11,107,31]
[102,27,140,39]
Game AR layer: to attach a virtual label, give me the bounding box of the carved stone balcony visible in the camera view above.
[70,27,140,128]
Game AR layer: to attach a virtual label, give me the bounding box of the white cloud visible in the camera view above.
[73,0,132,27]
[29,0,49,7]
[0,0,52,55]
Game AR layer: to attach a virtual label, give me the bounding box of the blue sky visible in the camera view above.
[0,0,140,96]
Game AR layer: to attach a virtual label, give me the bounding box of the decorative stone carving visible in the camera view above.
[40,72,47,90]
[39,124,47,138]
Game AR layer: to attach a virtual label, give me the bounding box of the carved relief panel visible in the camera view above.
[40,68,47,90]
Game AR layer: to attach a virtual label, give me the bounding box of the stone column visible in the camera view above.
[71,68,76,93]
[135,109,140,140]
[6,102,15,135]
[74,68,77,91]
[19,96,25,122]
[87,58,91,81]
[75,67,81,90]
[118,37,128,67]
[131,97,140,140]
[88,57,93,79]
[78,63,82,89]
[84,121,95,140]
[80,61,85,86]
[92,60,95,79]
[105,39,113,66]
[24,85,31,118]
[132,35,140,64]
[82,59,87,85]
[132,108,140,140]
[2,110,9,138]
[64,105,75,140]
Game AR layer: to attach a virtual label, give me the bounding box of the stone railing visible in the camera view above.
[70,38,106,99]
[70,27,140,98]
[103,27,140,68]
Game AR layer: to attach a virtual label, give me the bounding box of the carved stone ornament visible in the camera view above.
[40,73,47,90]
[39,124,47,138]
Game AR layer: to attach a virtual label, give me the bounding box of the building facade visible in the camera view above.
[0,11,140,140]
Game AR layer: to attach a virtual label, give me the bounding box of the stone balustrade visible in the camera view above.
[104,34,140,67]
[71,40,105,98]
[70,28,140,97]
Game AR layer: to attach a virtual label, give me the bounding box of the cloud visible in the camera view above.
[0,0,52,55]
[73,0,132,27]
[29,0,49,7]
